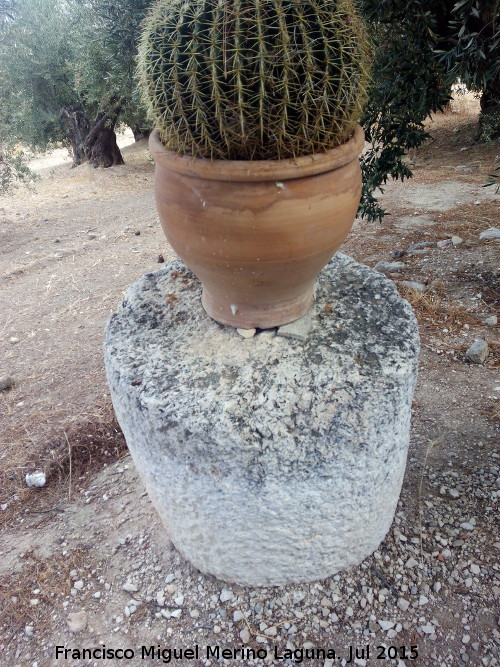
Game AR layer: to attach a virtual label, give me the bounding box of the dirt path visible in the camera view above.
[0,104,499,666]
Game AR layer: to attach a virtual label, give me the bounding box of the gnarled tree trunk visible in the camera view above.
[60,103,125,168]
[131,124,151,142]
[84,106,124,167]
[59,105,91,166]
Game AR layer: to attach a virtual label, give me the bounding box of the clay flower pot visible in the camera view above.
[149,125,364,329]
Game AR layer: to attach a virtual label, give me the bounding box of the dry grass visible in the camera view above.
[0,547,95,643]
[397,282,477,334]
[0,411,127,526]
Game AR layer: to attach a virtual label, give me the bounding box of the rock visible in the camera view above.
[400,281,426,293]
[482,315,497,327]
[171,609,182,618]
[455,165,479,173]
[379,620,395,631]
[0,376,15,391]
[87,233,97,240]
[374,261,406,274]
[407,241,435,251]
[405,557,419,568]
[123,582,138,593]
[67,611,87,633]
[397,598,410,612]
[233,610,244,622]
[236,328,256,339]
[219,588,233,603]
[465,340,489,364]
[240,627,251,643]
[25,472,46,488]
[157,254,165,263]
[73,580,84,590]
[437,239,453,249]
[104,255,419,586]
[419,595,429,606]
[451,236,463,246]
[479,227,500,241]
[276,311,314,342]
[460,522,475,531]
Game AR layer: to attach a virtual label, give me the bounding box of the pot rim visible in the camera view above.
[149,125,364,183]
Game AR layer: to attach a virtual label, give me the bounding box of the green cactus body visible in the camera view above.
[138,0,370,160]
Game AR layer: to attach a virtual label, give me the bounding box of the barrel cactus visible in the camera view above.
[138,0,371,160]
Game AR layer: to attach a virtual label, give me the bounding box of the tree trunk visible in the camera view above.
[84,108,124,167]
[59,105,91,166]
[131,124,151,142]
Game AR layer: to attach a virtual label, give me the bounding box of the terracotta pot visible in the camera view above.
[149,125,364,329]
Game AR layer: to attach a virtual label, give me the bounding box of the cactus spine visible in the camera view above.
[138,0,370,160]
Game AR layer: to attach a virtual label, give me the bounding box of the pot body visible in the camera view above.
[149,126,364,329]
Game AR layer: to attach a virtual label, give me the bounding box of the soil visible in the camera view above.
[0,99,499,667]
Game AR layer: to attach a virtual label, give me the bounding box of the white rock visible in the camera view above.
[233,610,244,622]
[73,580,84,590]
[482,315,497,326]
[156,592,165,606]
[104,255,419,585]
[405,557,419,568]
[237,328,256,339]
[174,594,184,606]
[421,623,435,634]
[400,281,426,292]
[25,472,46,488]
[479,227,500,241]
[122,582,138,593]
[461,522,475,531]
[379,620,395,630]
[219,588,233,603]
[419,595,429,606]
[171,609,182,618]
[451,236,463,246]
[240,627,251,643]
[67,611,87,633]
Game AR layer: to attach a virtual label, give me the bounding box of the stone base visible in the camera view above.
[104,254,419,586]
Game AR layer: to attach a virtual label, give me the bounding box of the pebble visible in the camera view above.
[379,620,395,631]
[461,522,475,531]
[482,315,497,327]
[397,598,410,612]
[405,557,419,568]
[122,582,138,592]
[465,340,489,364]
[25,471,46,488]
[451,235,463,246]
[479,227,500,241]
[236,328,256,339]
[374,261,406,274]
[171,609,182,619]
[73,580,84,590]
[437,239,453,249]
[240,627,250,643]
[66,611,87,633]
[0,375,15,391]
[233,610,244,622]
[219,588,233,602]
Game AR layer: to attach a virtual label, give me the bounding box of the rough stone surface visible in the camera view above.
[482,314,497,327]
[104,254,419,586]
[465,339,489,364]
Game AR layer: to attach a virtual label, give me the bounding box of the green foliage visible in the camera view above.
[358,2,453,221]
[358,0,500,221]
[72,0,151,133]
[0,0,78,151]
[138,0,371,160]
[0,146,36,193]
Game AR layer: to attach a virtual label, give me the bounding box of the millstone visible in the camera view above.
[104,253,419,586]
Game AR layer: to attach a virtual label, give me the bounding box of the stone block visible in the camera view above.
[104,253,419,585]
